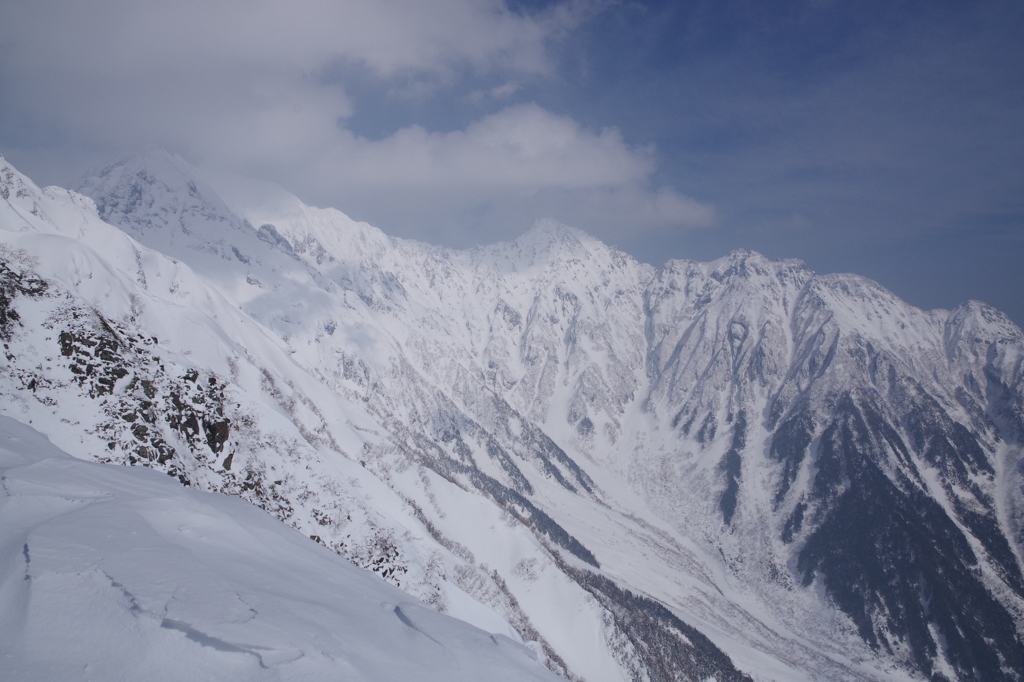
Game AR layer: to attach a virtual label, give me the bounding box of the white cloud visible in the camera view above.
[331,104,652,191]
[213,103,714,247]
[489,81,522,99]
[468,81,522,103]
[0,0,570,156]
[441,182,717,249]
[0,0,712,248]
[3,0,561,78]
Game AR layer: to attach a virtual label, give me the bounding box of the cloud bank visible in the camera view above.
[0,0,711,246]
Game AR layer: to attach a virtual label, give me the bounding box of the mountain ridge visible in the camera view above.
[0,148,1021,681]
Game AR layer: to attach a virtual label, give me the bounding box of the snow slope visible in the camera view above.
[0,415,561,682]
[0,148,1021,681]
[1,151,751,682]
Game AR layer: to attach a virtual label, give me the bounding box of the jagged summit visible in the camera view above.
[76,147,244,235]
[2,150,1022,682]
[0,152,54,217]
[516,217,591,249]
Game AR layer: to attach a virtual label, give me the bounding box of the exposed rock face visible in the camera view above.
[0,148,1020,681]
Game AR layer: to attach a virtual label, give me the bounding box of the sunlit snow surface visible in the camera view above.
[0,416,560,681]
[0,149,1021,682]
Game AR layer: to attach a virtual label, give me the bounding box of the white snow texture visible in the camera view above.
[0,148,1021,682]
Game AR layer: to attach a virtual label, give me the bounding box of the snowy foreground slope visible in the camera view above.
[1,148,1022,681]
[0,415,560,681]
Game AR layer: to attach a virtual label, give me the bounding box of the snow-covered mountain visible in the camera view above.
[0,415,561,681]
[1,148,1021,681]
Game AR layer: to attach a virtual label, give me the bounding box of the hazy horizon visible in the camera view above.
[2,0,1022,325]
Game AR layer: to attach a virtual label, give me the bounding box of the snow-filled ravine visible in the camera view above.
[0,148,1022,681]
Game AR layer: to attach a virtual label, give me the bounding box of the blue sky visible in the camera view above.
[2,0,1022,324]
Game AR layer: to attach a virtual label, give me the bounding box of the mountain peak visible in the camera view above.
[502,218,604,263]
[76,148,248,244]
[6,151,1023,682]
[82,146,193,189]
[521,218,589,242]
[0,153,43,206]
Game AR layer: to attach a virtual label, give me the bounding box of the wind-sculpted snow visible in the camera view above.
[0,416,562,682]
[0,148,1022,681]
[2,151,723,681]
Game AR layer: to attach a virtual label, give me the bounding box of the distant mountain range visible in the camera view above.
[1,148,1021,681]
